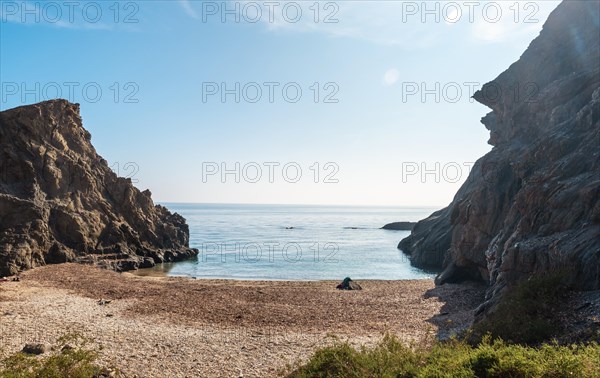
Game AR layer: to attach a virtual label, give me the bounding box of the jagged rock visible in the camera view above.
[381,222,416,231]
[398,207,453,270]
[399,0,600,310]
[0,100,198,276]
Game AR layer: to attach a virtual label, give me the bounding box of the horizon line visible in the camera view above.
[157,201,444,208]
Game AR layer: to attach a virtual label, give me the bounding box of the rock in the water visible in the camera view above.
[381,222,416,231]
[398,0,600,311]
[22,343,46,355]
[0,100,199,276]
[397,207,452,270]
[336,277,362,290]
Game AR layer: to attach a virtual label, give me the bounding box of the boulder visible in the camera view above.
[22,343,46,355]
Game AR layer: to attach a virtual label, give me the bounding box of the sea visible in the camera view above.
[148,203,439,281]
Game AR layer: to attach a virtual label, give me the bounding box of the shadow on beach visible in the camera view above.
[423,282,486,340]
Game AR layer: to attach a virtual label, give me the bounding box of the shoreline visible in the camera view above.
[130,261,438,282]
[1,263,485,377]
[130,267,438,282]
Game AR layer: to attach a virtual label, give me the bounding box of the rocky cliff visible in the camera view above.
[0,100,198,276]
[399,0,600,309]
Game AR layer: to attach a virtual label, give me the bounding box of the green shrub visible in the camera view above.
[473,272,568,344]
[286,334,600,378]
[0,333,114,378]
[284,335,419,378]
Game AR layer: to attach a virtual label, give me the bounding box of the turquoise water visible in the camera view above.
[156,203,437,280]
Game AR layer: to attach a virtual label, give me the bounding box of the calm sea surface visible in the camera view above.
[151,203,438,280]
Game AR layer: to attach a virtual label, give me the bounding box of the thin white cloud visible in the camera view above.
[469,1,560,43]
[0,1,129,31]
[179,0,199,19]
[244,1,446,48]
[232,0,561,48]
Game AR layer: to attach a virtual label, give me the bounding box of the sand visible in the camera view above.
[0,264,485,377]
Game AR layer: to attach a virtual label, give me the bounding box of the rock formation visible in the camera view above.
[0,100,198,276]
[381,222,416,231]
[399,0,600,310]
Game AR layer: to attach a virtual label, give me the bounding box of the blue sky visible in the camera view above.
[1,0,561,206]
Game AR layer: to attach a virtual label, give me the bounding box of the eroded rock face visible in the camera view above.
[399,0,600,308]
[0,100,198,276]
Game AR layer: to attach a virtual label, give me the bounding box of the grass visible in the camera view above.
[288,272,600,377]
[286,334,600,378]
[0,333,117,378]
